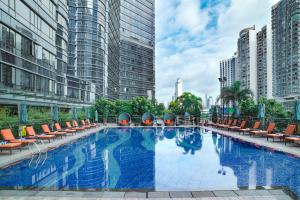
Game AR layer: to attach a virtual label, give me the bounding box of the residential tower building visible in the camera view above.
[256,25,273,99]
[219,53,237,91]
[272,0,300,108]
[237,26,258,100]
[175,78,183,98]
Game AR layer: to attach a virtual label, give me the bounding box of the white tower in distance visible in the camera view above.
[175,78,183,98]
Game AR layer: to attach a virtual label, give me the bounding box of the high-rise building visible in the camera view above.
[118,0,155,100]
[272,0,300,102]
[68,0,107,99]
[219,53,237,91]
[237,26,258,100]
[256,25,272,99]
[175,78,183,98]
[106,0,121,99]
[0,0,95,106]
[204,94,214,110]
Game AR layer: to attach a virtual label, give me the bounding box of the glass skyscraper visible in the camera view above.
[68,0,107,99]
[0,0,95,105]
[119,0,155,100]
[0,0,155,106]
[272,0,300,98]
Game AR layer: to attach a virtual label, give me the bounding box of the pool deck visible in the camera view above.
[0,189,296,200]
[0,126,105,168]
[204,126,300,157]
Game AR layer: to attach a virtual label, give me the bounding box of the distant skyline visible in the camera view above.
[155,0,280,103]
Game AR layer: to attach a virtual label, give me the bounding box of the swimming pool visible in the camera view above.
[0,127,299,197]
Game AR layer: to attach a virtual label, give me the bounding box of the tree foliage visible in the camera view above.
[217,81,253,116]
[93,96,165,119]
[240,98,258,117]
[258,97,289,118]
[169,92,203,116]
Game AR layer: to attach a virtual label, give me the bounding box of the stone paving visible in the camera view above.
[0,189,296,200]
[203,126,300,157]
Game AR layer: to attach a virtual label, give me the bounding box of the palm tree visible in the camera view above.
[217,81,253,116]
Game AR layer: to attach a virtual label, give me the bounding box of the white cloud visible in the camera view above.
[155,0,280,103]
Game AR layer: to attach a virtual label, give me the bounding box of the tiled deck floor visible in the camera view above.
[0,189,295,200]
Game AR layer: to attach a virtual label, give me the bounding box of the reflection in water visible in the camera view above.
[212,133,300,196]
[176,128,202,155]
[0,128,299,197]
[163,127,176,139]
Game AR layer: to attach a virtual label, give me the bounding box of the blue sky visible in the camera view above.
[155,0,279,104]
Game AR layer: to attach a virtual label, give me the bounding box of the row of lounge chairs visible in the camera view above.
[209,119,300,146]
[0,119,99,154]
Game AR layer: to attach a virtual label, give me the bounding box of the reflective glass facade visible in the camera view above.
[0,0,95,104]
[272,0,300,98]
[68,0,106,99]
[107,0,121,99]
[119,0,155,100]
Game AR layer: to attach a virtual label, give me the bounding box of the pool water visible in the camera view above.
[0,127,299,196]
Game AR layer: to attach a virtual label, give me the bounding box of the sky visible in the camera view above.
[155,0,280,104]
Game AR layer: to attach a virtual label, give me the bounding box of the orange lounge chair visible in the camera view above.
[267,124,296,142]
[285,136,300,145]
[239,121,261,134]
[0,142,22,154]
[86,119,98,127]
[219,119,233,128]
[26,126,56,142]
[250,123,276,137]
[66,121,85,131]
[81,120,91,128]
[0,129,37,145]
[54,123,76,134]
[74,120,86,129]
[228,121,246,131]
[210,119,220,127]
[224,119,238,129]
[215,119,226,128]
[164,119,174,126]
[41,124,67,138]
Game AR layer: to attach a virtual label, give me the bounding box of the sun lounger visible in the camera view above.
[54,123,76,134]
[0,129,37,145]
[26,126,55,142]
[285,136,300,145]
[223,119,238,129]
[41,124,67,138]
[239,121,260,134]
[219,119,233,128]
[74,120,87,129]
[249,123,276,137]
[0,141,22,154]
[266,124,296,142]
[86,119,98,127]
[81,120,91,128]
[66,121,85,131]
[228,121,246,131]
[215,119,227,128]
